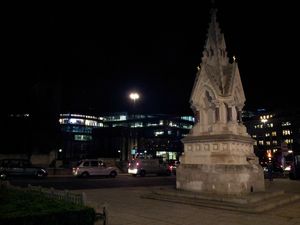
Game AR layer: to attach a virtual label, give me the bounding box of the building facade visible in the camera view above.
[244,108,300,168]
[59,112,194,161]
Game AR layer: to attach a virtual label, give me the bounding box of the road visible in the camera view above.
[9,174,176,190]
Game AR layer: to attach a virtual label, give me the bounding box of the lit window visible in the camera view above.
[154,131,164,136]
[169,122,178,127]
[74,135,92,141]
[85,119,97,127]
[147,123,159,127]
[284,139,293,144]
[282,130,291,135]
[282,121,291,126]
[258,140,264,145]
[271,131,277,136]
[265,133,270,137]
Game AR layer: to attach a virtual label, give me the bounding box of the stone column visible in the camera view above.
[237,106,243,123]
[213,101,220,123]
[231,105,237,122]
[215,107,220,122]
[219,102,227,124]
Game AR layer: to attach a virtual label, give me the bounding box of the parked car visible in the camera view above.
[0,158,48,180]
[72,159,118,178]
[128,158,172,177]
[262,161,284,179]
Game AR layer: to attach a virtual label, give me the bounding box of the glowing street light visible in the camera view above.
[129,92,140,103]
[128,92,140,160]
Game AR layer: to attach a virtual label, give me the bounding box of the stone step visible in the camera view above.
[141,189,300,213]
[250,193,300,213]
[151,189,286,204]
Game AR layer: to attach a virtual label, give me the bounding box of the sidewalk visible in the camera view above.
[75,179,300,225]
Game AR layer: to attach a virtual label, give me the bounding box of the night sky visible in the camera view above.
[3,1,299,116]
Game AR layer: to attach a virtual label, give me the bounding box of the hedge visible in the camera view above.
[0,189,95,225]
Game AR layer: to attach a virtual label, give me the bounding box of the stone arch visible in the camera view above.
[200,86,217,125]
[201,85,216,107]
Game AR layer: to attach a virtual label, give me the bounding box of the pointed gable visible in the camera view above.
[191,8,245,104]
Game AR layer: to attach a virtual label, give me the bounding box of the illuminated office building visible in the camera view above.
[59,112,194,161]
[244,109,300,167]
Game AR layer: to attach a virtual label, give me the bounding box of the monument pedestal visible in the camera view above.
[176,134,265,195]
[175,7,265,196]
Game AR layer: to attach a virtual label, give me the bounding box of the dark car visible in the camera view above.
[289,154,300,180]
[0,159,48,180]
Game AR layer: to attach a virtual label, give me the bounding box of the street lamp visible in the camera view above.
[118,150,121,161]
[129,92,140,104]
[129,92,140,160]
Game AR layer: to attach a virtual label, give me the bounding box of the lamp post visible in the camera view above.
[129,92,140,159]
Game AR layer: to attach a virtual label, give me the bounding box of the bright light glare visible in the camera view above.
[129,93,140,101]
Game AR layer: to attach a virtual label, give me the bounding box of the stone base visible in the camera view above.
[176,164,265,195]
[141,187,300,213]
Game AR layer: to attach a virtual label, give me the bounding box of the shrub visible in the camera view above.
[0,189,95,225]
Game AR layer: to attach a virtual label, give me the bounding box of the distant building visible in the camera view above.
[244,109,300,167]
[59,112,194,161]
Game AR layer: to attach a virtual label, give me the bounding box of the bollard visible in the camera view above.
[103,207,107,225]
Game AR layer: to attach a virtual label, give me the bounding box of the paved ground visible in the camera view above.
[75,179,300,225]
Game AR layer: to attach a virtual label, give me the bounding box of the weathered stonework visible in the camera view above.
[176,9,265,195]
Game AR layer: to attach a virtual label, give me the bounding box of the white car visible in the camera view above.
[128,158,171,177]
[72,159,118,178]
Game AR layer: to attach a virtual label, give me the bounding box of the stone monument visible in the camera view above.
[176,9,265,195]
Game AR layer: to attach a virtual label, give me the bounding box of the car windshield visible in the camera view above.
[76,161,83,167]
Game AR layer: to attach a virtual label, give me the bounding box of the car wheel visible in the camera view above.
[140,170,146,177]
[289,172,296,180]
[81,172,89,178]
[36,171,46,178]
[109,171,117,178]
[166,170,171,176]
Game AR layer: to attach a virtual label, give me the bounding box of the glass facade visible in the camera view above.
[59,112,195,161]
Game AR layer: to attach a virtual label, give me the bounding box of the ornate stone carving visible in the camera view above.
[177,8,265,195]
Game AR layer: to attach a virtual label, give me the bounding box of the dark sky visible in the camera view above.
[3,1,299,116]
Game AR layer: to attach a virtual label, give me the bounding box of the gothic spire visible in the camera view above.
[200,8,229,95]
[202,8,228,66]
